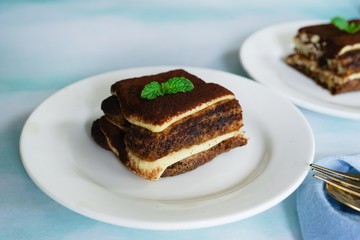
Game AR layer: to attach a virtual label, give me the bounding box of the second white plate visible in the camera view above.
[240,20,360,120]
[20,66,314,230]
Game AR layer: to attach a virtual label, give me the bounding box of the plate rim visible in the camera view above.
[239,19,360,120]
[19,66,315,230]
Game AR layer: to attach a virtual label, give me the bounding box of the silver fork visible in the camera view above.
[310,164,360,197]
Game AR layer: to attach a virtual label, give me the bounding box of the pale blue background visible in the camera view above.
[1,1,360,239]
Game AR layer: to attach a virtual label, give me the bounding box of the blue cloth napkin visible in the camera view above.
[297,154,360,240]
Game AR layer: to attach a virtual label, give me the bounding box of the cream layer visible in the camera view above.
[127,130,244,180]
[349,72,360,80]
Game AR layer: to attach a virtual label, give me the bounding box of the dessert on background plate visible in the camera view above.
[285,17,360,95]
[91,69,247,180]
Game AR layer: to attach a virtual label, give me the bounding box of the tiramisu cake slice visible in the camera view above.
[91,69,247,180]
[285,18,360,94]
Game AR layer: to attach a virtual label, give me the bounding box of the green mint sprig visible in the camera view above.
[140,81,163,99]
[331,17,360,34]
[140,77,194,99]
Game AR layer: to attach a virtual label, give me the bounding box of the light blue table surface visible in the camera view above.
[1,1,360,239]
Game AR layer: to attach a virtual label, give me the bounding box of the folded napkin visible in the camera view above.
[297,154,360,240]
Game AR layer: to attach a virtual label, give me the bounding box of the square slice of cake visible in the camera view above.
[91,69,247,180]
[285,19,360,94]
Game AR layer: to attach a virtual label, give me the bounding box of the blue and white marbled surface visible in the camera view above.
[1,1,360,239]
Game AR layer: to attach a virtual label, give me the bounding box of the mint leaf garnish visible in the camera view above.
[331,17,360,34]
[161,77,194,94]
[140,77,194,99]
[348,21,360,33]
[140,81,163,99]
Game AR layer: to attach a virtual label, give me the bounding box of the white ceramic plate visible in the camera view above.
[240,20,360,120]
[20,66,314,230]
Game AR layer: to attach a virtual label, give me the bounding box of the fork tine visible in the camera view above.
[310,164,360,182]
[312,169,360,190]
[313,174,360,198]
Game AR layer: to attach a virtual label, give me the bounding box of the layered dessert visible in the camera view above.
[91,69,247,180]
[285,19,360,94]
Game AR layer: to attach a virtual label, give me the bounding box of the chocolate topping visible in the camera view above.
[111,69,235,128]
